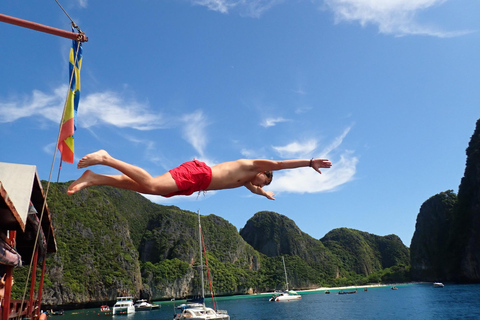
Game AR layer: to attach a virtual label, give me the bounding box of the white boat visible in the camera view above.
[112,296,135,315]
[269,256,302,302]
[174,300,230,320]
[134,299,160,311]
[269,290,302,301]
[433,282,445,288]
[173,212,230,320]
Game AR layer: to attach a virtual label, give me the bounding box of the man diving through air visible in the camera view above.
[67,150,332,200]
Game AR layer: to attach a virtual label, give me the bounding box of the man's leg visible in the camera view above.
[68,150,179,195]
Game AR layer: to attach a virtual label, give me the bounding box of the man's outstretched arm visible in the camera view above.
[244,182,275,200]
[252,158,332,173]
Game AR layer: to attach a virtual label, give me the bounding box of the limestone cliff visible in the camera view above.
[321,228,410,276]
[410,191,457,281]
[450,118,480,282]
[410,118,480,283]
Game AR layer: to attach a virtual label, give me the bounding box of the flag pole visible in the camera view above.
[0,13,88,42]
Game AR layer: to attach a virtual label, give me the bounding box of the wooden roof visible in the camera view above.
[0,162,56,253]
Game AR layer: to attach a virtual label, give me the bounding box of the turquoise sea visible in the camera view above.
[54,283,480,320]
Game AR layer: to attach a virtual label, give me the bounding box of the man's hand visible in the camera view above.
[311,158,332,174]
[265,190,275,200]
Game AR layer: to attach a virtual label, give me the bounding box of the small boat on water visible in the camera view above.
[433,282,445,288]
[99,305,110,312]
[47,309,64,316]
[134,299,160,311]
[269,256,302,302]
[174,299,229,320]
[391,286,398,290]
[173,212,230,320]
[338,290,357,295]
[112,296,135,315]
[269,290,302,301]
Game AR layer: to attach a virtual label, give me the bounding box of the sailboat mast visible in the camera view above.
[198,212,205,300]
[282,256,289,291]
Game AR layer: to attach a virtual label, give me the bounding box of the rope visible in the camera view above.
[54,0,83,33]
[14,38,82,320]
[200,227,216,312]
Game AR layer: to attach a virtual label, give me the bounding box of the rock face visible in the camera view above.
[410,191,457,281]
[411,118,480,283]
[239,211,339,287]
[321,228,410,276]
[451,118,480,282]
[239,211,336,266]
[29,182,410,308]
[138,210,262,298]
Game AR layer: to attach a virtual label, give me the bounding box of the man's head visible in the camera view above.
[252,171,273,187]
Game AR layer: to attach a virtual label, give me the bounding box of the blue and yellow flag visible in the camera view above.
[58,38,82,163]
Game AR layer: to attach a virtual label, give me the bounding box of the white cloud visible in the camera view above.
[0,85,166,130]
[0,88,64,123]
[268,128,358,194]
[273,140,317,158]
[260,117,289,128]
[270,151,357,193]
[181,110,209,158]
[80,91,165,130]
[323,0,470,37]
[192,0,469,37]
[320,125,352,157]
[192,0,283,17]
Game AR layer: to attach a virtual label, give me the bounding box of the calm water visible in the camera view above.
[56,283,480,320]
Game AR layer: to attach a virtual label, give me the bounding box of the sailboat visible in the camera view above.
[173,212,230,320]
[269,256,302,302]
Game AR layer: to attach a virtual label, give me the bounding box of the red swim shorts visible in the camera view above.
[164,160,212,197]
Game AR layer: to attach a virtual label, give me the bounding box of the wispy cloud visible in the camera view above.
[260,117,289,128]
[192,0,283,17]
[0,85,166,130]
[269,128,357,194]
[320,124,352,157]
[80,90,165,130]
[0,87,63,123]
[181,110,209,158]
[323,0,471,37]
[273,140,317,158]
[192,0,469,37]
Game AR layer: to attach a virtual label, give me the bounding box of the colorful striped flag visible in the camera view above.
[58,38,82,163]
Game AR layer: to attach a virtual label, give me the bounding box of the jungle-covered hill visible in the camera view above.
[10,118,480,309]
[11,182,410,309]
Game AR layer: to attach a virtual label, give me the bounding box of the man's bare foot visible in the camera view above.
[77,150,110,169]
[67,170,95,195]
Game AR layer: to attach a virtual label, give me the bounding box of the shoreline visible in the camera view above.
[259,282,428,295]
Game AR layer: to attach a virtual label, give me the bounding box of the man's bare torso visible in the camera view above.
[207,159,258,190]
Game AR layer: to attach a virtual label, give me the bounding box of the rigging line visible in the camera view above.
[15,40,82,320]
[200,227,217,312]
[53,0,82,32]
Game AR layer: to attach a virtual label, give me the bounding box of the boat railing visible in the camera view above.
[5,299,36,320]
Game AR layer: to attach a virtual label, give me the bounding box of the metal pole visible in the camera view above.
[197,212,205,301]
[0,13,88,42]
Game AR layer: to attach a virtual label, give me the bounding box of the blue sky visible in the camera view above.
[1,0,479,246]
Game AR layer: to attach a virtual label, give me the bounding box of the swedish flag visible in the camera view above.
[58,37,82,163]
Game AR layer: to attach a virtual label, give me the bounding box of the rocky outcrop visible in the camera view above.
[411,118,480,283]
[410,191,457,281]
[450,118,480,282]
[239,211,335,265]
[29,182,412,308]
[321,228,410,276]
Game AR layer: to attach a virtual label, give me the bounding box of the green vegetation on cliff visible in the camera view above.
[9,182,411,307]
